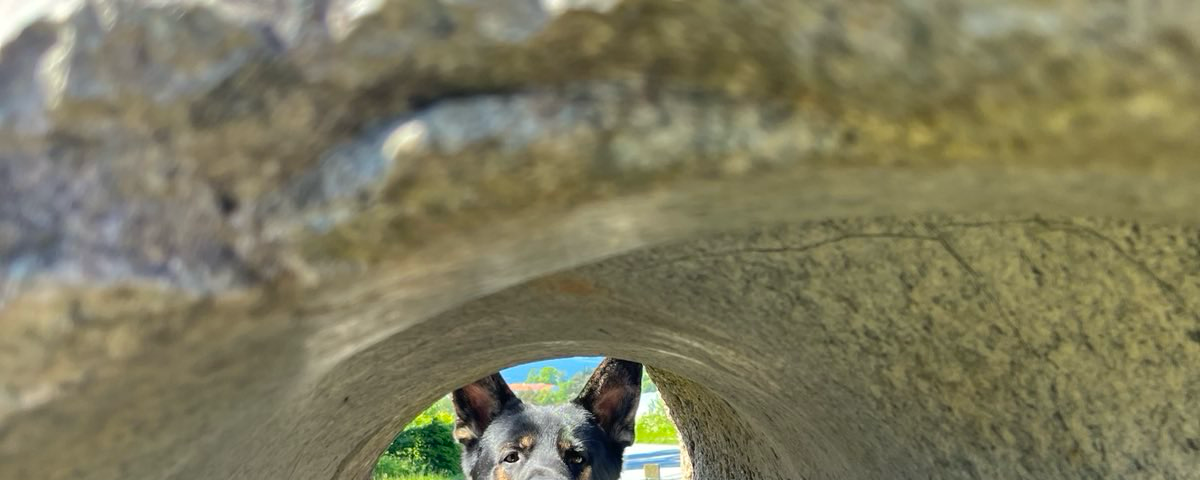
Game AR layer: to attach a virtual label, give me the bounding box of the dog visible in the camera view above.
[451,358,643,480]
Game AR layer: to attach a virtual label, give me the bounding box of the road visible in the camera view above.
[619,444,682,480]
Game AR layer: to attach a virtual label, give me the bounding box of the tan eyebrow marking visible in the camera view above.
[518,434,535,449]
[453,427,476,442]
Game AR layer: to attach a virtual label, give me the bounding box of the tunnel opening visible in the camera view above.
[369,356,685,480]
[330,222,853,480]
[319,216,1200,480]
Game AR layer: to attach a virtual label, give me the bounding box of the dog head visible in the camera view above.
[451,358,643,480]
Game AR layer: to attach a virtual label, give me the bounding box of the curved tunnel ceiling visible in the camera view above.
[3,1,1200,480]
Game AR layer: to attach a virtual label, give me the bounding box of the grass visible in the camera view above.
[373,452,461,480]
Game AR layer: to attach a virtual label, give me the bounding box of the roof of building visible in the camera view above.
[508,382,555,392]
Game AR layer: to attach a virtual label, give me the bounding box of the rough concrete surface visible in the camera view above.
[2,1,1200,479]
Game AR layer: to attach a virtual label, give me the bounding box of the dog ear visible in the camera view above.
[573,358,643,447]
[452,373,518,446]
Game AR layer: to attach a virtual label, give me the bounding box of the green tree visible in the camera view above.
[375,399,463,479]
[518,366,668,405]
[559,369,592,396]
[641,373,657,393]
[525,366,566,385]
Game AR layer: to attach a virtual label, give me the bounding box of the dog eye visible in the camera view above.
[502,452,520,463]
[564,451,584,464]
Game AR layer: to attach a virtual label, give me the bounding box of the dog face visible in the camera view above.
[451,358,643,480]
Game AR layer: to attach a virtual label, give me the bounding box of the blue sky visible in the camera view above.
[500,356,603,383]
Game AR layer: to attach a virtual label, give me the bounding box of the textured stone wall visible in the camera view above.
[3,1,1200,479]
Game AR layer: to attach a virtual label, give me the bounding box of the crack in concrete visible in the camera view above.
[639,227,1023,342]
[1035,218,1196,322]
[642,218,1200,336]
[640,232,939,270]
[929,228,1016,328]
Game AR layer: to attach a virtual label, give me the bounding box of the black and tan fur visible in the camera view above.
[452,358,642,480]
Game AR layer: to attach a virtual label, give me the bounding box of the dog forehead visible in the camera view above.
[483,404,591,444]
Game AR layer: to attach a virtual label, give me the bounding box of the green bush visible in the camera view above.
[634,400,679,445]
[386,421,461,475]
[376,399,462,480]
[373,454,421,478]
[373,453,456,480]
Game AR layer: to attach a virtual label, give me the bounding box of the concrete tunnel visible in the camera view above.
[2,1,1200,479]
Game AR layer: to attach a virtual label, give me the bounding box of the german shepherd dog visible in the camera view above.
[451,358,642,480]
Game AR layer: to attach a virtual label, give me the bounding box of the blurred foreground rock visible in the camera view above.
[2,1,1200,479]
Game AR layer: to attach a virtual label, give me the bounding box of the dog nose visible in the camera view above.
[524,471,570,480]
[521,465,570,480]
